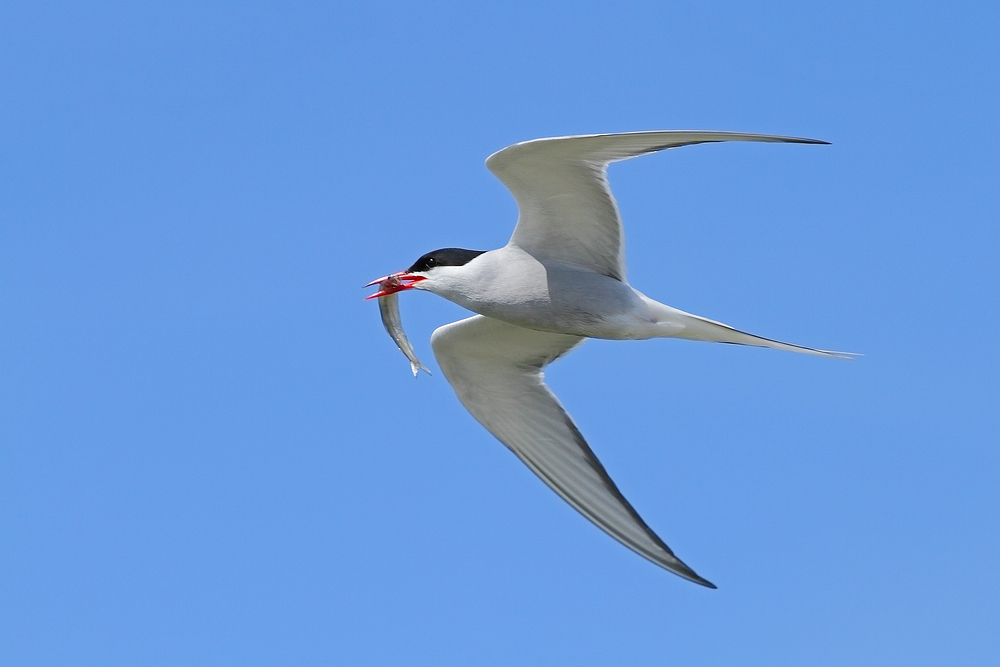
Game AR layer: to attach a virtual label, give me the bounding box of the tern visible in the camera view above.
[367,131,850,588]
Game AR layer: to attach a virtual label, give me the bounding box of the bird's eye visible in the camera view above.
[426,258,436,267]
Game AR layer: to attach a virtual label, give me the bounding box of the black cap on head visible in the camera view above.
[407,248,486,273]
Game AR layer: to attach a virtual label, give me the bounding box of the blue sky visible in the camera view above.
[3,1,998,665]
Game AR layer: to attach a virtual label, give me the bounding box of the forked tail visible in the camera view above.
[640,294,857,359]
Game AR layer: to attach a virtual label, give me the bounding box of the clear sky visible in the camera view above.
[3,1,998,665]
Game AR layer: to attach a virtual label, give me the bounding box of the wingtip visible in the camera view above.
[675,565,717,589]
[787,136,830,146]
[659,554,717,588]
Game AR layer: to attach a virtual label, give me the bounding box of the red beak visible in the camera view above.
[364,272,427,299]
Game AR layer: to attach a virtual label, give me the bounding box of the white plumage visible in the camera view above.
[368,131,852,587]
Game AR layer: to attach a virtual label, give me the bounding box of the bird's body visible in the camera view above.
[424,248,652,339]
[367,130,851,588]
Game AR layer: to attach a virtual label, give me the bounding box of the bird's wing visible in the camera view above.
[486,130,828,282]
[431,314,715,587]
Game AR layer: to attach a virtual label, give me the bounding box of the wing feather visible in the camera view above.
[431,314,715,587]
[486,130,828,282]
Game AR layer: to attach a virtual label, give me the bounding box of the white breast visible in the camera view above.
[419,246,656,339]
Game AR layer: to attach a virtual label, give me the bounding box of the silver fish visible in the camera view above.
[376,282,430,377]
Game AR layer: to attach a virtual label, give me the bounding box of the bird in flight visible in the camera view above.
[366,131,851,587]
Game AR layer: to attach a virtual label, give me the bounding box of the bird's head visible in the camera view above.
[365,248,486,299]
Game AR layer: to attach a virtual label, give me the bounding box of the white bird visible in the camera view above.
[367,131,851,588]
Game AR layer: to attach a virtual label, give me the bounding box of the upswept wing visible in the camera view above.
[486,130,828,282]
[431,314,715,587]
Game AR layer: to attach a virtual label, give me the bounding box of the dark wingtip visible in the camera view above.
[683,570,717,589]
[667,558,717,588]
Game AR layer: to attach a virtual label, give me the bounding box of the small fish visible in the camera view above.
[372,276,430,377]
